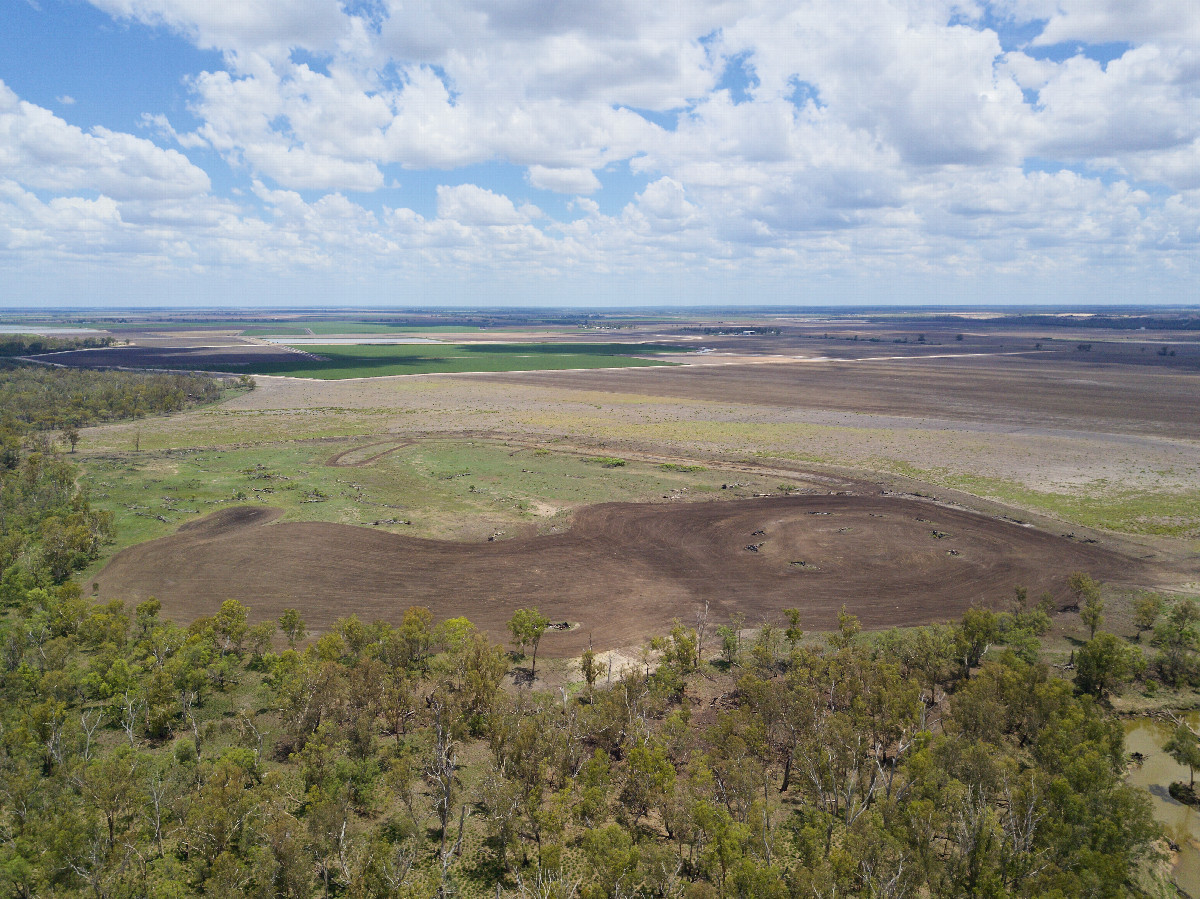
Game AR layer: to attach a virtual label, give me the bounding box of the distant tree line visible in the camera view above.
[0,335,114,357]
[0,362,224,436]
[0,361,228,590]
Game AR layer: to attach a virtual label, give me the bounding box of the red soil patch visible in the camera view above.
[93,495,1143,656]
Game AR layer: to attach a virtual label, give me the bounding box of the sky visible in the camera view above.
[1,0,1199,308]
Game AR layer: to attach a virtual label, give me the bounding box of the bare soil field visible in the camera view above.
[25,343,302,370]
[94,493,1147,656]
[76,348,1200,515]
[483,353,1200,440]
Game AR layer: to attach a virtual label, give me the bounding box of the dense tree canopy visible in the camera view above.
[0,361,223,436]
[0,580,1164,897]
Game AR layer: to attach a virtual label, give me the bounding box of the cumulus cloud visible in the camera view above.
[436,183,538,226]
[632,178,697,228]
[0,80,210,200]
[527,166,601,194]
[87,0,353,56]
[1026,0,1200,48]
[1,0,1195,299]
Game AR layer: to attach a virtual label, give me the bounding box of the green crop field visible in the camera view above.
[194,342,683,378]
[295,321,486,335]
[237,322,488,335]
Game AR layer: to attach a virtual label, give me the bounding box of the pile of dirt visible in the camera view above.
[176,506,282,536]
[93,494,1144,656]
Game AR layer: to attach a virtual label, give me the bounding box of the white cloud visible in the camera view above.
[1029,0,1200,49]
[87,0,353,56]
[56,95,75,105]
[632,178,696,227]
[0,0,1191,301]
[527,166,601,194]
[0,80,210,200]
[436,183,539,226]
[374,0,724,110]
[0,180,122,253]
[1029,47,1200,159]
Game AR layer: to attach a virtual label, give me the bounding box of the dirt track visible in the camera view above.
[94,495,1144,656]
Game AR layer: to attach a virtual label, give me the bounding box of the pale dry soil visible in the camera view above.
[82,356,1200,501]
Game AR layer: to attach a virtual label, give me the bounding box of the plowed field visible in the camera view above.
[94,495,1143,656]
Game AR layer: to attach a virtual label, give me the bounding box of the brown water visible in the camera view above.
[1125,714,1200,896]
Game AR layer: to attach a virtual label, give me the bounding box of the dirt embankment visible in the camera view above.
[94,495,1145,656]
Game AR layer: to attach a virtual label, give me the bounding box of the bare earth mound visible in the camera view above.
[94,495,1142,655]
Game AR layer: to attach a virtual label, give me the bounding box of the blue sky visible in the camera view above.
[1,0,1199,308]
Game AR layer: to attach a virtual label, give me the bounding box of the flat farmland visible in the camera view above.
[477,356,1200,537]
[27,341,682,378]
[75,350,1200,540]
[69,312,1200,652]
[483,353,1200,439]
[93,494,1145,656]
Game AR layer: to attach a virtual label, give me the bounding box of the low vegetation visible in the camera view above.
[0,362,227,587]
[162,343,683,379]
[78,439,737,556]
[887,465,1200,538]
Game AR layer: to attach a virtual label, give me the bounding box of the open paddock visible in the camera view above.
[482,353,1200,440]
[26,341,684,378]
[93,494,1144,656]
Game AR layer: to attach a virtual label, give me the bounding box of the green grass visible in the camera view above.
[887,463,1200,537]
[299,322,485,335]
[76,438,754,567]
[187,343,683,378]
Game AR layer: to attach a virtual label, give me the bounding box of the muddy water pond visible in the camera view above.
[1125,714,1200,895]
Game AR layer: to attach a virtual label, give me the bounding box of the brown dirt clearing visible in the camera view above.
[94,494,1147,656]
